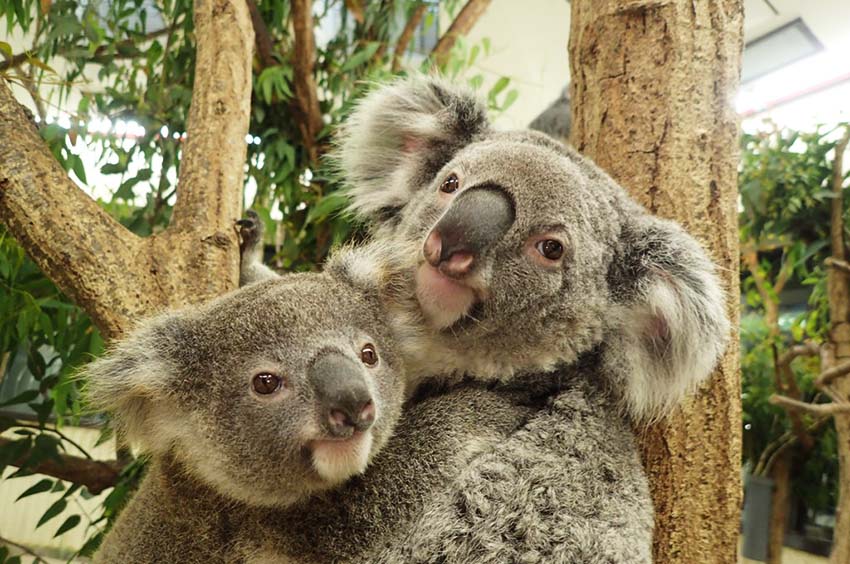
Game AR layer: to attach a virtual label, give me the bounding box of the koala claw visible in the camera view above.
[237,210,263,253]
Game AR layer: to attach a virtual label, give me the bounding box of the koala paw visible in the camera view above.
[236,210,264,254]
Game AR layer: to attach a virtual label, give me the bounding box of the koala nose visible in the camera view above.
[309,352,375,438]
[424,186,515,278]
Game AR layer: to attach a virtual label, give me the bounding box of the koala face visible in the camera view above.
[335,76,730,419]
[83,274,404,507]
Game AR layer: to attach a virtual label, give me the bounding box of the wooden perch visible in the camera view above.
[0,437,120,494]
[770,394,850,416]
[430,0,492,67]
[392,3,428,72]
[291,0,324,163]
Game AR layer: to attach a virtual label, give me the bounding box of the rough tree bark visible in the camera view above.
[826,128,850,564]
[0,0,253,340]
[569,1,743,561]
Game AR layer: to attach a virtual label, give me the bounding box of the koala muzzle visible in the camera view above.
[424,186,515,278]
[310,352,376,438]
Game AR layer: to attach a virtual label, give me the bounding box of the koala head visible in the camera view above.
[83,274,405,507]
[335,75,729,420]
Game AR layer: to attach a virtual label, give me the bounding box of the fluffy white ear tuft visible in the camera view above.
[333,74,489,222]
[604,217,730,421]
[82,315,180,451]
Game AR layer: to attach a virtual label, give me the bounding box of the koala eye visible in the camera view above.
[360,343,379,366]
[252,373,283,395]
[536,239,565,261]
[439,173,460,194]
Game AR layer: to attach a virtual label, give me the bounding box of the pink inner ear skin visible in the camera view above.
[402,135,424,154]
[645,313,672,355]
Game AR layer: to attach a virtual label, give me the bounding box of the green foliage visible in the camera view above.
[739,124,848,517]
[0,0,517,557]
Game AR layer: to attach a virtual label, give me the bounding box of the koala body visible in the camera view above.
[85,271,405,562]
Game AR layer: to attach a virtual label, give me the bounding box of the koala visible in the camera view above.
[528,84,572,142]
[326,74,730,420]
[83,270,405,562]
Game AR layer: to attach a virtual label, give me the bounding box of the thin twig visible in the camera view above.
[0,437,121,494]
[12,422,95,460]
[769,394,850,416]
[392,3,428,72]
[754,415,831,476]
[429,0,492,67]
[0,535,48,563]
[0,26,175,72]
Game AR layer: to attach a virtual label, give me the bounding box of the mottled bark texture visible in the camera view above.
[569,1,743,562]
[826,128,850,564]
[0,0,252,340]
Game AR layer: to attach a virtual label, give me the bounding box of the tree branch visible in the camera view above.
[831,127,850,263]
[754,415,831,476]
[290,0,324,163]
[769,394,850,416]
[392,3,428,72]
[0,437,120,494]
[817,360,850,388]
[0,27,175,72]
[0,534,48,563]
[430,0,492,67]
[773,254,794,296]
[826,257,850,275]
[778,342,820,366]
[344,0,365,24]
[775,343,820,450]
[0,79,143,339]
[742,249,773,307]
[170,0,252,233]
[246,0,276,69]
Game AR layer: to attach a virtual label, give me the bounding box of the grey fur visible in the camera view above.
[528,85,571,142]
[85,271,406,562]
[93,367,652,563]
[330,75,730,420]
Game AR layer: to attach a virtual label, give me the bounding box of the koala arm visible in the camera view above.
[237,210,280,286]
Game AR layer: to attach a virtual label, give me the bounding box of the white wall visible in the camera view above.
[459,0,571,129]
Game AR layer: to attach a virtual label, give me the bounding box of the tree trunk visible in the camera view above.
[767,453,790,564]
[569,1,744,561]
[827,129,850,564]
[0,0,253,338]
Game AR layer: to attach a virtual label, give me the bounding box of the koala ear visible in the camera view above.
[334,74,489,222]
[604,216,730,421]
[83,315,182,450]
[325,238,418,296]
